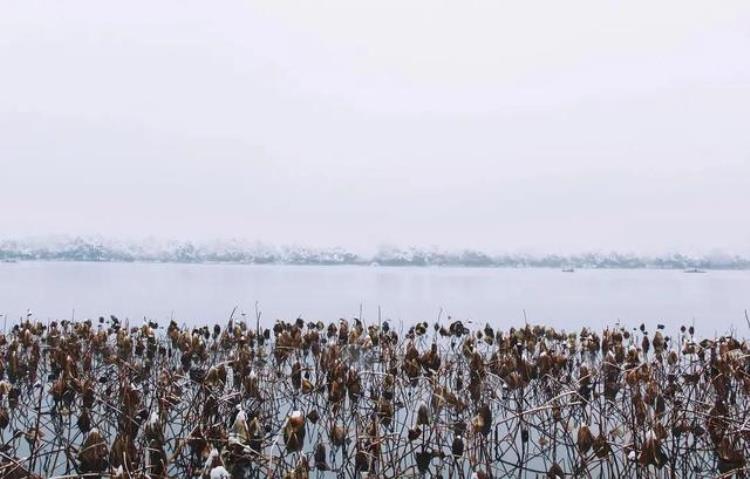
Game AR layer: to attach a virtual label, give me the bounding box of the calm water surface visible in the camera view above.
[0,261,748,333]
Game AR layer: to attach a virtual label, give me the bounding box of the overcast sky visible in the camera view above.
[1,1,749,254]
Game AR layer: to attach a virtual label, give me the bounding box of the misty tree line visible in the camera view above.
[1,237,748,269]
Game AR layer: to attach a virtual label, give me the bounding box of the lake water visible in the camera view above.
[1,261,748,334]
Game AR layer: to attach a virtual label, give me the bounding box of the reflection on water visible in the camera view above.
[0,261,748,331]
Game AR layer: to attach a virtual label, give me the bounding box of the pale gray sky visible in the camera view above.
[1,1,749,254]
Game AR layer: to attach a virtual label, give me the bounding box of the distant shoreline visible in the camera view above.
[3,258,750,271]
[2,237,749,270]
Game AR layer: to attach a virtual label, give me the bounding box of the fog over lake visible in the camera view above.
[2,261,748,333]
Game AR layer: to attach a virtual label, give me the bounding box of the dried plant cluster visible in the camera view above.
[0,315,749,478]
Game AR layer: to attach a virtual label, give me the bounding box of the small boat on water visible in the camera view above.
[684,268,706,273]
[561,267,575,273]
